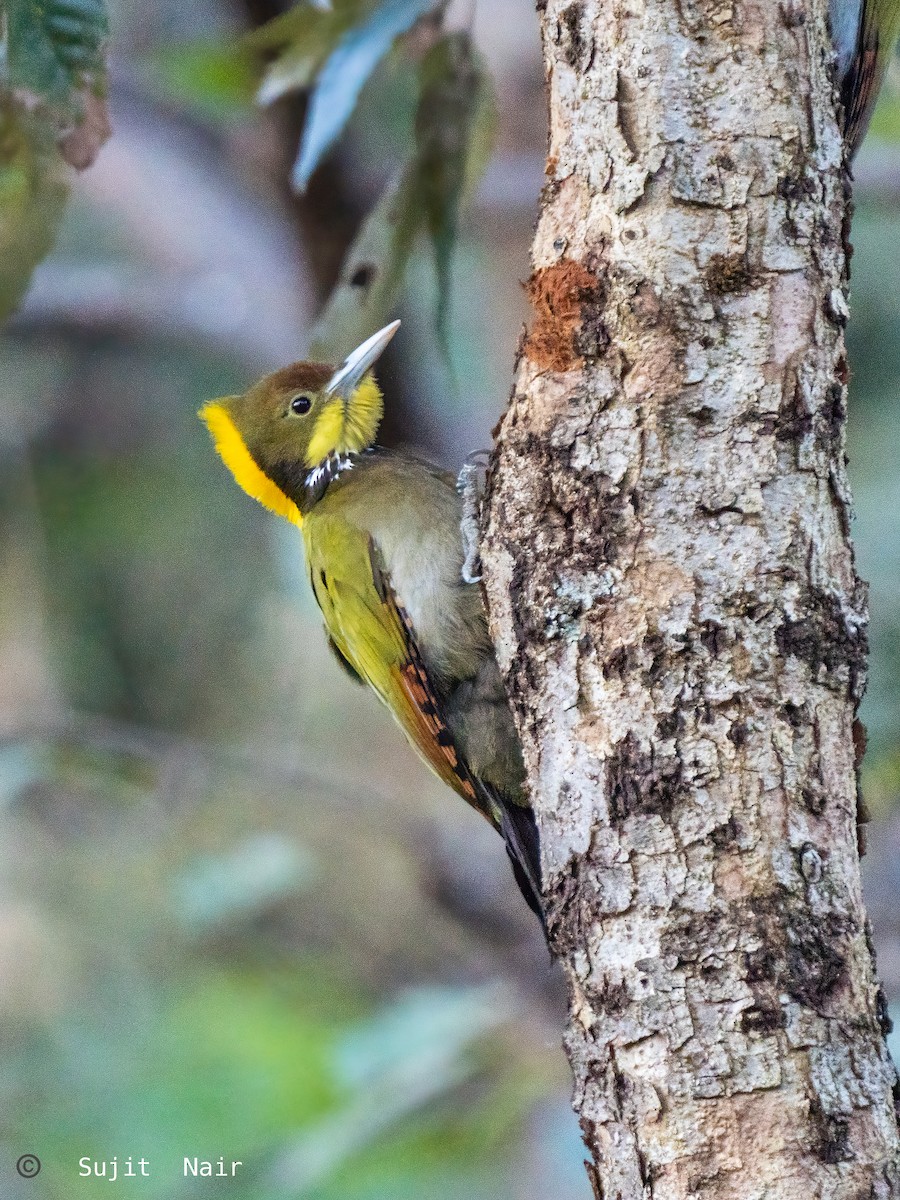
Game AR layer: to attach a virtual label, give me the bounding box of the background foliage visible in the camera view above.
[1,1,899,1196]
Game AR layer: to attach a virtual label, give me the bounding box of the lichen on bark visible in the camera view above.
[482,0,900,1194]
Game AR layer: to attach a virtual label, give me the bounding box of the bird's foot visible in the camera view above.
[457,450,490,584]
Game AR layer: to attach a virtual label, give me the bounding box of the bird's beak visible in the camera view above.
[324,320,400,399]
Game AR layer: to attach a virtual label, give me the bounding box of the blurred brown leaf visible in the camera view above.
[59,89,112,169]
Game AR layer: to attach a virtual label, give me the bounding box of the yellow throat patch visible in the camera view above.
[199,402,302,525]
[306,376,383,466]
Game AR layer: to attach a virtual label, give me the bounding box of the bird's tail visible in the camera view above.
[496,798,546,933]
[839,0,900,159]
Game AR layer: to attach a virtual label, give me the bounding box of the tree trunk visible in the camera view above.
[481,0,900,1194]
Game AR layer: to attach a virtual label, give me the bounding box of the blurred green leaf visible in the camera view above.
[414,31,495,342]
[292,0,437,190]
[254,2,495,347]
[307,31,496,358]
[149,40,259,122]
[247,0,371,53]
[257,41,324,102]
[254,1,373,105]
[0,101,69,318]
[5,0,109,106]
[0,1,110,318]
[307,163,422,359]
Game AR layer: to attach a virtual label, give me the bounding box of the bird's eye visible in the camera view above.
[290,394,312,415]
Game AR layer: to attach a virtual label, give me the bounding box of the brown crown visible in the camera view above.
[265,361,335,395]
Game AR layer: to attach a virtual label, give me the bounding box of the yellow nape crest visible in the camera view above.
[306,376,383,468]
[199,402,302,525]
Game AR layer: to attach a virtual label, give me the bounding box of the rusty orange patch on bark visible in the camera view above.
[523,260,599,372]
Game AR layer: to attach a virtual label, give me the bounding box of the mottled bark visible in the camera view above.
[482,0,900,1195]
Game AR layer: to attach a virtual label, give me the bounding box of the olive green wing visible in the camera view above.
[304,514,496,825]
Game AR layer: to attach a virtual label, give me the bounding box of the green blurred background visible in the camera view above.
[1,2,899,1196]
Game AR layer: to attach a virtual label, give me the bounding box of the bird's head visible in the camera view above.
[199,320,399,524]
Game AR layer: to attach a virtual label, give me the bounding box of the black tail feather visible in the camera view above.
[498,802,545,932]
